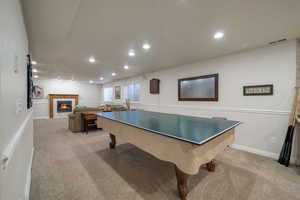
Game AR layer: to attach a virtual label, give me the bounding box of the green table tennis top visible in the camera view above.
[96,110,241,145]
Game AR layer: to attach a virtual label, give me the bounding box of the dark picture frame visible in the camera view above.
[27,54,33,109]
[150,78,160,94]
[178,73,219,101]
[243,84,273,96]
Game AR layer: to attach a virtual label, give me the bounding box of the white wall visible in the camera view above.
[33,79,102,119]
[0,0,33,200]
[103,40,297,161]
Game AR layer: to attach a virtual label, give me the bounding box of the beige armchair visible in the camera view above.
[68,112,82,132]
[68,107,103,132]
[68,104,127,133]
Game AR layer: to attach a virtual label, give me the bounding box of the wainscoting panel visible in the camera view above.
[33,99,49,119]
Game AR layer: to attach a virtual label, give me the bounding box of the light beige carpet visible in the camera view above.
[30,119,300,200]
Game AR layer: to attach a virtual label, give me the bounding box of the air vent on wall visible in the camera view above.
[269,38,287,45]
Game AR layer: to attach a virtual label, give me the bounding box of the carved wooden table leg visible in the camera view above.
[206,160,216,172]
[109,134,116,149]
[174,165,189,200]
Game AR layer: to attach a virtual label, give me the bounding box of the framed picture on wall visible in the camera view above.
[178,74,219,101]
[243,84,273,96]
[115,86,121,99]
[27,54,33,108]
[33,85,44,99]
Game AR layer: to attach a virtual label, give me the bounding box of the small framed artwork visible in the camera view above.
[33,85,44,99]
[243,84,273,96]
[115,86,121,99]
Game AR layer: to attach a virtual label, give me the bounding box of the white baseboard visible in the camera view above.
[33,116,49,120]
[231,144,278,159]
[25,148,34,200]
[231,144,297,164]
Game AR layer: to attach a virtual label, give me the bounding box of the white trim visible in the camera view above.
[32,100,48,104]
[34,116,69,120]
[53,116,68,119]
[130,101,141,104]
[1,111,33,170]
[135,103,290,116]
[231,144,278,159]
[33,116,49,120]
[231,144,296,164]
[25,148,34,200]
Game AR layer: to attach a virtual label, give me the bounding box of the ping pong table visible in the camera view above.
[96,110,240,200]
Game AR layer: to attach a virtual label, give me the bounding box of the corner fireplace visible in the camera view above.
[57,100,72,113]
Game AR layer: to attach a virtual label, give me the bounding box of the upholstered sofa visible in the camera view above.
[68,104,127,132]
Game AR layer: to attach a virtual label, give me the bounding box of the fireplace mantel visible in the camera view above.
[49,94,79,118]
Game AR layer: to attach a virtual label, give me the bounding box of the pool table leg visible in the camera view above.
[206,160,216,172]
[109,134,116,149]
[174,165,189,200]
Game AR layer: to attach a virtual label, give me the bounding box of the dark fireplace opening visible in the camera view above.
[57,100,72,113]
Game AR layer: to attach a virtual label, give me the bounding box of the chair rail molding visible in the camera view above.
[134,103,290,116]
[1,111,33,171]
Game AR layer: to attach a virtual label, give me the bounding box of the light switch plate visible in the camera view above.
[13,54,19,74]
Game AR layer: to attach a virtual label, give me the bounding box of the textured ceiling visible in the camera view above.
[23,0,300,83]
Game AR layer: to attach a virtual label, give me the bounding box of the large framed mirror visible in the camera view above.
[178,73,219,101]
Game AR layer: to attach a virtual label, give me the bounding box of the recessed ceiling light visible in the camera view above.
[214,32,224,40]
[124,65,129,69]
[32,61,37,65]
[143,43,151,50]
[33,75,39,78]
[99,77,104,81]
[128,50,135,57]
[89,80,94,84]
[32,68,38,73]
[89,56,96,63]
[112,72,116,76]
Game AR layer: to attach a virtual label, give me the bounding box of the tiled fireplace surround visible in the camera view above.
[48,94,79,119]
